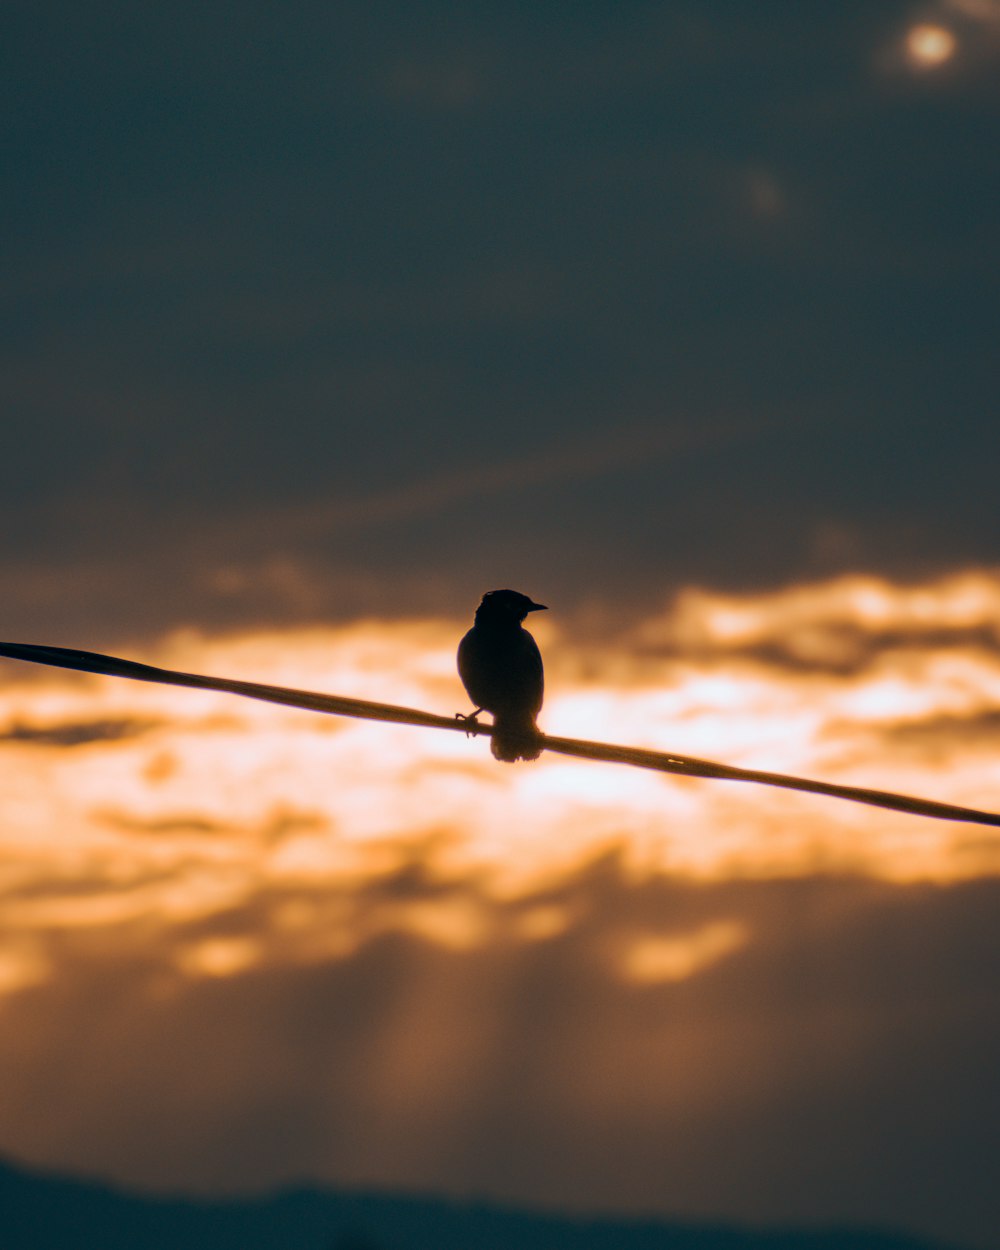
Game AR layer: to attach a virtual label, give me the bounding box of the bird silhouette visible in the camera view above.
[458,589,547,762]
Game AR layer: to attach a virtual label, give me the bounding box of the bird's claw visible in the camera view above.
[455,710,483,738]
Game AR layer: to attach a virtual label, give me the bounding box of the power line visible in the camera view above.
[2,640,998,828]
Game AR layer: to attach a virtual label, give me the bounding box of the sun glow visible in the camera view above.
[2,571,1000,998]
[2,571,1000,1244]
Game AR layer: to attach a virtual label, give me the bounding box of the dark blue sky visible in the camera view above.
[3,0,998,642]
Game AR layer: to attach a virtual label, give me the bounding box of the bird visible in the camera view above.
[457,589,547,762]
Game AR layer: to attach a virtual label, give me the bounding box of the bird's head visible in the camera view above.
[475,589,548,625]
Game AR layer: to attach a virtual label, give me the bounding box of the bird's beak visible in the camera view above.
[528,601,548,612]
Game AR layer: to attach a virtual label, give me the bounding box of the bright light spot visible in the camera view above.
[623,921,748,983]
[176,937,261,978]
[906,23,958,67]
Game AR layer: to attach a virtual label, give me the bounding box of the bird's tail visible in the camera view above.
[491,713,543,763]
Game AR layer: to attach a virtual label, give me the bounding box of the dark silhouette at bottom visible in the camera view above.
[0,1153,957,1250]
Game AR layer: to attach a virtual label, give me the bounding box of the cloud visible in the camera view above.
[214,415,775,547]
[0,864,997,1248]
[0,718,161,748]
[1,571,1000,1243]
[4,570,1000,899]
[4,3,998,650]
[633,571,1000,672]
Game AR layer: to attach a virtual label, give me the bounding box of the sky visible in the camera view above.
[2,2,1000,1248]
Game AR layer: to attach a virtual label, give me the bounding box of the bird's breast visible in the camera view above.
[458,624,544,717]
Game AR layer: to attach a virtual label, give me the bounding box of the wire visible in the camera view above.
[2,640,999,828]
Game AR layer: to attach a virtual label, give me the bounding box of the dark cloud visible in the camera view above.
[1,3,998,640]
[0,718,161,747]
[95,805,329,841]
[1,859,998,1248]
[634,613,1000,671]
[877,707,1000,747]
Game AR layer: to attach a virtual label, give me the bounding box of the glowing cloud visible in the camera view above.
[1,571,1000,948]
[622,921,748,983]
[2,572,1000,1246]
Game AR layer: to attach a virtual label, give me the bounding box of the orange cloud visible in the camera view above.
[2,570,1000,960]
[2,568,1000,1250]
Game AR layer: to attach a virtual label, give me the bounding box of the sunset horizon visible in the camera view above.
[3,568,1000,1247]
[4,1,999,1245]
